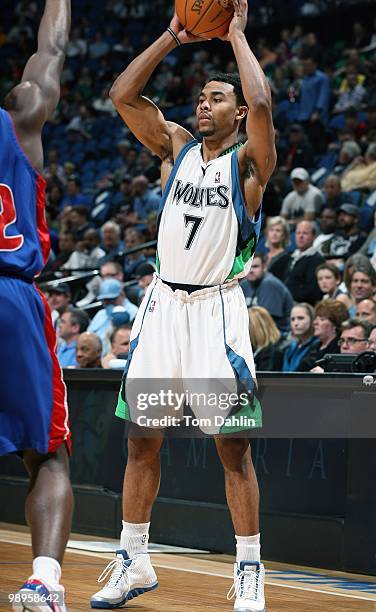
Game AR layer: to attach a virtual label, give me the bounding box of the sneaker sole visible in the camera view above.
[234,608,266,612]
[90,582,159,609]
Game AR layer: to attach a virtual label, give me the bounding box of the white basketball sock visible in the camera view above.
[235,533,261,563]
[32,556,61,585]
[120,521,150,557]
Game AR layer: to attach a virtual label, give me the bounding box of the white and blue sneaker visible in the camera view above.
[91,549,158,609]
[227,561,266,612]
[12,578,67,611]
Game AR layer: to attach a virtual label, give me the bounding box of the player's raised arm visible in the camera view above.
[226,0,276,213]
[109,15,199,160]
[5,0,71,131]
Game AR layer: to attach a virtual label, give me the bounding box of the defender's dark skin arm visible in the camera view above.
[4,0,71,173]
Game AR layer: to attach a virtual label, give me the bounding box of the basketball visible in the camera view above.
[175,0,234,38]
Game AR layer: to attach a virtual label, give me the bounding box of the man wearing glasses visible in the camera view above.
[338,318,374,354]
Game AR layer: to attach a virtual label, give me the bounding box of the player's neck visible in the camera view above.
[201,136,238,163]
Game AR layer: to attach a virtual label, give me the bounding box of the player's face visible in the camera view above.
[317,270,338,294]
[196,82,240,137]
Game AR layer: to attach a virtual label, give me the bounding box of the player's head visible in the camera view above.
[197,72,248,138]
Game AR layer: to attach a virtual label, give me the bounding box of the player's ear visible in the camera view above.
[236,105,248,122]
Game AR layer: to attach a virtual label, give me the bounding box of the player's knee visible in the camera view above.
[127,437,162,464]
[215,438,251,472]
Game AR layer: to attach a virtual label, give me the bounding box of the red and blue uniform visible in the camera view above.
[0,108,71,456]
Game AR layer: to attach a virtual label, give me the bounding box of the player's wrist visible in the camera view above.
[166,27,182,47]
[228,29,247,45]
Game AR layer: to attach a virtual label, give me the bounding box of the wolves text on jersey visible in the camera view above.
[172,180,230,209]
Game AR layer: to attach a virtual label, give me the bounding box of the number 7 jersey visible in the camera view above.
[157,139,262,286]
[0,108,50,280]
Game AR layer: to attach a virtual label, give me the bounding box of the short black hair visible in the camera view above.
[203,72,247,107]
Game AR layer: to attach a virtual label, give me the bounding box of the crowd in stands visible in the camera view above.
[2,0,376,370]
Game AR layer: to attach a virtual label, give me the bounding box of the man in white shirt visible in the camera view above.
[281,167,324,226]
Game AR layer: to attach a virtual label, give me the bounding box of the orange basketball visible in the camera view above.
[175,0,234,39]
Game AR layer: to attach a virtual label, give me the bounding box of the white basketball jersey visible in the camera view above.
[157,140,262,286]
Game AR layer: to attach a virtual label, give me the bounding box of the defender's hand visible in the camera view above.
[219,0,248,41]
[169,13,211,44]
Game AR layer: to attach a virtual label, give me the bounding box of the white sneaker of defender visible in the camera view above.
[90,550,158,609]
[227,561,266,612]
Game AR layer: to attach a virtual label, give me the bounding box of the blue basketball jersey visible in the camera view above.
[0,108,50,280]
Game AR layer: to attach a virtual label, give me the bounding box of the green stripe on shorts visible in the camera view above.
[219,396,262,434]
[115,383,130,420]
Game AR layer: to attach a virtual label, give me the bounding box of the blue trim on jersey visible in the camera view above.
[158,139,198,216]
[230,150,262,245]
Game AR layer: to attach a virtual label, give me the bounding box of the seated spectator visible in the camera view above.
[261,216,291,280]
[61,176,92,209]
[92,87,117,116]
[123,228,149,279]
[311,318,374,372]
[281,167,324,226]
[314,208,337,248]
[283,303,319,372]
[87,279,138,353]
[62,228,105,272]
[57,308,90,368]
[248,307,284,371]
[241,254,294,333]
[285,221,325,304]
[128,175,161,223]
[98,221,123,265]
[356,298,376,324]
[333,71,367,113]
[76,332,103,368]
[315,262,344,300]
[47,283,72,328]
[319,203,367,261]
[279,124,315,174]
[369,327,376,353]
[46,231,77,272]
[102,324,132,369]
[350,267,376,306]
[356,209,376,260]
[76,260,124,307]
[135,262,156,303]
[341,144,376,192]
[321,175,349,210]
[299,299,349,371]
[69,206,93,241]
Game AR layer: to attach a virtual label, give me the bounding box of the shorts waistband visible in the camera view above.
[156,276,239,301]
[161,279,213,294]
[0,271,34,284]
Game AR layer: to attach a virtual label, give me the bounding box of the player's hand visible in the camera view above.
[169,13,210,44]
[219,0,248,42]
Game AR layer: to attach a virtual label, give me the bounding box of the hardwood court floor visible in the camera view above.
[0,527,375,612]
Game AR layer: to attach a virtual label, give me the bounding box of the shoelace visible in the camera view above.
[227,568,260,601]
[97,557,130,589]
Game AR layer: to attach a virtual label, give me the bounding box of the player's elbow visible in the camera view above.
[109,81,134,106]
[250,95,271,113]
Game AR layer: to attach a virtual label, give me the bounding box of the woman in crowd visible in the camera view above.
[299,299,349,371]
[248,306,285,371]
[282,303,318,372]
[263,216,291,280]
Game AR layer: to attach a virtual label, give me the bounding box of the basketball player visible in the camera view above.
[0,2,72,610]
[92,1,275,610]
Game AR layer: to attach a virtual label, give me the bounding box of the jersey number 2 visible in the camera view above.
[184,214,204,250]
[0,184,24,251]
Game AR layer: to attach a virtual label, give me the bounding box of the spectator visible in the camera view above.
[314,208,338,248]
[281,167,324,225]
[76,332,103,368]
[62,228,106,272]
[296,53,331,153]
[299,299,349,371]
[76,260,124,308]
[241,254,294,333]
[279,124,315,173]
[285,221,325,304]
[341,143,376,192]
[369,327,376,353]
[315,262,344,300]
[248,307,284,371]
[98,221,123,264]
[333,71,367,113]
[46,231,77,272]
[69,206,93,241]
[61,176,92,209]
[350,268,376,304]
[92,87,117,116]
[356,299,376,324]
[135,262,156,302]
[87,279,138,352]
[89,32,110,60]
[57,309,90,368]
[47,284,72,328]
[319,203,367,261]
[101,261,125,282]
[129,175,161,222]
[102,324,132,368]
[123,228,149,279]
[282,303,319,372]
[321,175,348,210]
[260,216,291,280]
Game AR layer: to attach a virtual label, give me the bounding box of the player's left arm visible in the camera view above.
[227,0,276,216]
[4,0,71,132]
